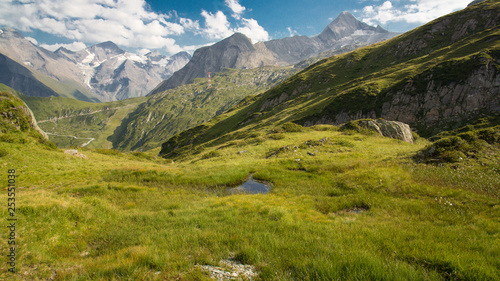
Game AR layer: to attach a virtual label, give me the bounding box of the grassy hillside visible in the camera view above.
[20,93,146,149]
[0,119,499,280]
[111,66,298,151]
[0,2,498,280]
[159,0,500,158]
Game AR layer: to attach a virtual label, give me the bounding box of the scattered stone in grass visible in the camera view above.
[237,150,247,154]
[307,152,316,156]
[79,251,89,257]
[343,207,366,214]
[197,259,257,280]
[295,158,301,162]
[64,149,88,159]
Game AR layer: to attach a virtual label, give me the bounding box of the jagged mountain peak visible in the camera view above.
[214,32,255,51]
[318,11,384,43]
[148,32,264,94]
[93,41,124,52]
[170,51,190,59]
[87,41,125,59]
[54,47,75,54]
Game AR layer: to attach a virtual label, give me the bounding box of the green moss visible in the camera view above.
[417,124,500,163]
[282,122,304,133]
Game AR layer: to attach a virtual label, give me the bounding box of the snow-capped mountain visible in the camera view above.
[0,28,191,101]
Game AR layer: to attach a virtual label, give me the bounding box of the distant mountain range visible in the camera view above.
[150,12,398,94]
[158,0,500,157]
[0,11,397,102]
[0,28,190,101]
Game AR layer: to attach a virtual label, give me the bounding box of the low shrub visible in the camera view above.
[201,150,221,159]
[282,122,304,133]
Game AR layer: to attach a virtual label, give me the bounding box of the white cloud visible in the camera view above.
[180,17,200,31]
[287,27,298,37]
[25,37,38,45]
[0,0,187,55]
[236,18,269,42]
[201,10,234,39]
[137,48,151,56]
[0,0,271,55]
[40,41,87,52]
[361,0,472,26]
[200,1,269,43]
[225,0,246,19]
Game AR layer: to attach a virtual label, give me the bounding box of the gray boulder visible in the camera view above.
[343,119,414,143]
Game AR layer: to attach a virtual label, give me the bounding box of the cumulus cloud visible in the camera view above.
[0,0,271,54]
[236,18,269,42]
[200,0,269,42]
[225,0,246,19]
[0,0,186,54]
[200,10,234,40]
[361,0,472,26]
[40,41,87,52]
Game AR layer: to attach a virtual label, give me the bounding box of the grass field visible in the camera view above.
[0,123,498,280]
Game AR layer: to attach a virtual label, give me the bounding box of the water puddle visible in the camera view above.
[227,178,271,195]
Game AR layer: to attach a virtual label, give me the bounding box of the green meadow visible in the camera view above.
[0,120,498,280]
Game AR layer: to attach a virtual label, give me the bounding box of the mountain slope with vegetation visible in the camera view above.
[1,111,499,280]
[0,2,499,280]
[159,0,500,158]
[112,66,298,151]
[18,91,146,149]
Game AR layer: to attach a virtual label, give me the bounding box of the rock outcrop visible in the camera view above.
[379,60,500,135]
[64,149,88,159]
[342,119,414,143]
[0,89,48,140]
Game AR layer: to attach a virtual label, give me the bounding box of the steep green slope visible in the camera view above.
[0,87,54,148]
[112,66,298,151]
[20,93,146,148]
[1,119,499,280]
[160,0,500,157]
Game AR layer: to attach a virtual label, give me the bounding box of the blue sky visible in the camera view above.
[0,0,473,56]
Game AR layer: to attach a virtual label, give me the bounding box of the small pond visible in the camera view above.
[227,178,271,195]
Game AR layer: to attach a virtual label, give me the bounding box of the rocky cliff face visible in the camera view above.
[302,57,500,136]
[380,61,500,134]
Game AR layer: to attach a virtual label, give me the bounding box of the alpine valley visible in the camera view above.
[0,1,499,280]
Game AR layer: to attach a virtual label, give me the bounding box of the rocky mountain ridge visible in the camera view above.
[0,28,191,101]
[150,12,398,93]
